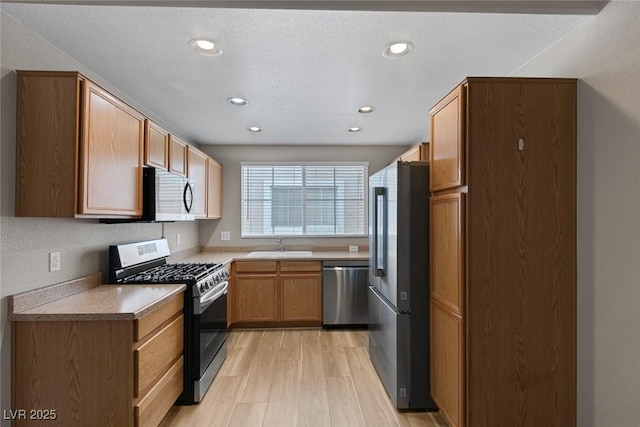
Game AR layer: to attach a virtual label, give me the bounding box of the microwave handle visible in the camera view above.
[183,182,193,213]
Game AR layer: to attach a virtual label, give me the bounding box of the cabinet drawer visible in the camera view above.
[135,356,183,427]
[280,261,321,272]
[135,315,183,397]
[235,261,278,273]
[135,295,183,341]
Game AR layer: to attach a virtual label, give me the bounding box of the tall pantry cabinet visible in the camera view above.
[428,78,576,427]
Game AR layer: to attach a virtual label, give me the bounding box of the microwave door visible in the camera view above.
[154,169,195,221]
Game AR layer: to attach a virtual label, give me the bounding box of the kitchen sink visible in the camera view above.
[245,251,313,258]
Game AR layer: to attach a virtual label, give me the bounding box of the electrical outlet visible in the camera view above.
[49,252,61,272]
[221,231,231,241]
[176,234,181,246]
[349,245,358,252]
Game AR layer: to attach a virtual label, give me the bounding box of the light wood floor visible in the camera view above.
[160,329,447,427]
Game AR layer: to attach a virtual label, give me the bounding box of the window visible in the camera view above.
[241,162,368,237]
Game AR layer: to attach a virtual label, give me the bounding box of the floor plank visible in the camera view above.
[161,329,446,427]
[237,330,282,403]
[227,402,267,426]
[298,331,331,427]
[326,376,366,427]
[262,359,300,427]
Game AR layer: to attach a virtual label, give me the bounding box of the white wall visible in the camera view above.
[0,11,200,424]
[511,1,640,426]
[198,144,406,249]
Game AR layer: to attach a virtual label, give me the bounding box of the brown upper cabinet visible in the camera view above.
[187,145,208,219]
[392,141,429,163]
[429,84,465,191]
[16,71,144,218]
[206,157,222,219]
[144,120,169,170]
[168,135,188,177]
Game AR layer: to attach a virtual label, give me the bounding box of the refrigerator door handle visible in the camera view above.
[374,187,387,277]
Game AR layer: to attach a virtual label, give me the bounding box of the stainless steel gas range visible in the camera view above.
[109,239,228,405]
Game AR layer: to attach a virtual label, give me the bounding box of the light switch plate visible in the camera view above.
[221,231,231,241]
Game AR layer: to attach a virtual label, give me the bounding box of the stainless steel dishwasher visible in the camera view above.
[323,260,369,327]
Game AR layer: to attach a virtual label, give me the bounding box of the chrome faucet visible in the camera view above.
[275,238,284,251]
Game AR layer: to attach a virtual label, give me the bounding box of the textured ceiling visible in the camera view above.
[1,2,598,145]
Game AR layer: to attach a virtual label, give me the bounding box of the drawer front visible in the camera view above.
[280,261,321,272]
[235,261,278,273]
[135,295,183,341]
[135,356,183,427]
[135,315,183,397]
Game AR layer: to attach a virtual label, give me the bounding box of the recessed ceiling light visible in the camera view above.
[348,127,363,133]
[383,41,414,58]
[357,106,375,114]
[247,126,262,132]
[189,38,222,57]
[227,97,248,106]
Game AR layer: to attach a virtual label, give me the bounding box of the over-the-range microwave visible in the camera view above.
[102,166,195,223]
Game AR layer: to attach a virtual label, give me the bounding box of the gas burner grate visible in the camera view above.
[120,263,223,283]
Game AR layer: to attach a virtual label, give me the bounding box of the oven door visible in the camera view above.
[193,281,228,402]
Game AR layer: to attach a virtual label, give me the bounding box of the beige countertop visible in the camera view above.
[9,250,367,321]
[9,277,186,321]
[177,250,369,266]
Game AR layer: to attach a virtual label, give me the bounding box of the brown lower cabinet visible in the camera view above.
[12,295,184,427]
[230,260,322,327]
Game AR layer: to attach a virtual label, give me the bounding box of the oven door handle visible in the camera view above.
[196,281,228,314]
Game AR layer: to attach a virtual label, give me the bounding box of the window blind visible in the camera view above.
[241,162,368,237]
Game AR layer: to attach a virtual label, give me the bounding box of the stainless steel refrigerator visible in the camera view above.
[368,161,436,410]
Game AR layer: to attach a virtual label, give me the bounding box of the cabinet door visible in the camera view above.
[280,273,322,323]
[144,120,169,170]
[431,299,464,427]
[430,83,465,191]
[187,146,207,218]
[15,71,80,218]
[80,80,144,216]
[207,158,222,219]
[169,135,187,177]
[430,191,465,316]
[235,275,278,323]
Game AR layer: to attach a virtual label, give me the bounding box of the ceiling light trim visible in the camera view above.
[227,97,248,106]
[383,41,414,58]
[189,38,223,57]
[357,106,375,113]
